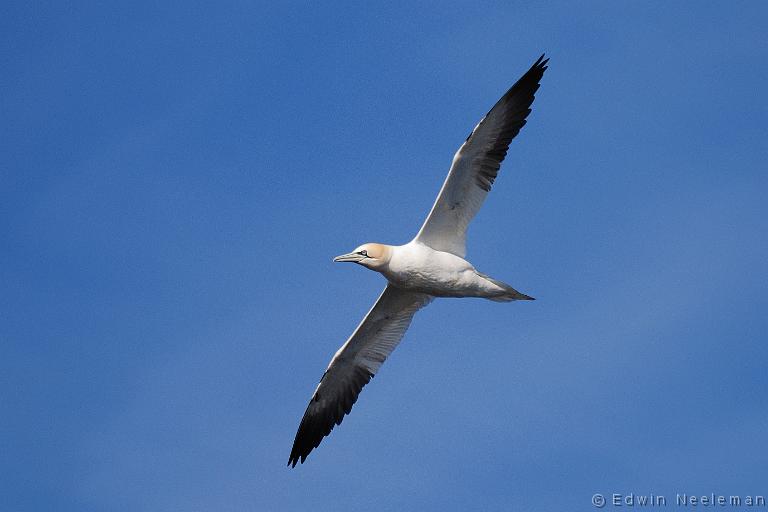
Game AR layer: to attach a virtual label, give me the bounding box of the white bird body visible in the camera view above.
[381,241,520,299]
[386,241,483,295]
[289,55,549,466]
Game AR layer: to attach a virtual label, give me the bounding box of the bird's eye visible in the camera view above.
[359,250,368,256]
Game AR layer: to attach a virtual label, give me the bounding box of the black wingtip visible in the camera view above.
[287,441,316,468]
[288,443,303,468]
[534,53,549,69]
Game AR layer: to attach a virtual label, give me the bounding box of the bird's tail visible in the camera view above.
[477,272,536,302]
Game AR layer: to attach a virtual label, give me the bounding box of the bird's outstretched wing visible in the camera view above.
[288,285,432,467]
[414,55,548,258]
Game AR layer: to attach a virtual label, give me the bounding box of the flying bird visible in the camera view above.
[289,55,548,467]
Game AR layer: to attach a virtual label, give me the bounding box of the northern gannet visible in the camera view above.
[289,55,548,467]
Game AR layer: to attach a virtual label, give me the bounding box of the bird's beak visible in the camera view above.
[333,252,365,263]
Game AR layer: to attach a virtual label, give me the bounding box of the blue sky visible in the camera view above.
[2,1,767,510]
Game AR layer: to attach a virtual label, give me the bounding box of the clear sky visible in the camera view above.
[2,1,767,511]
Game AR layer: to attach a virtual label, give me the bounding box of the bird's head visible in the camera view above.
[333,243,392,271]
